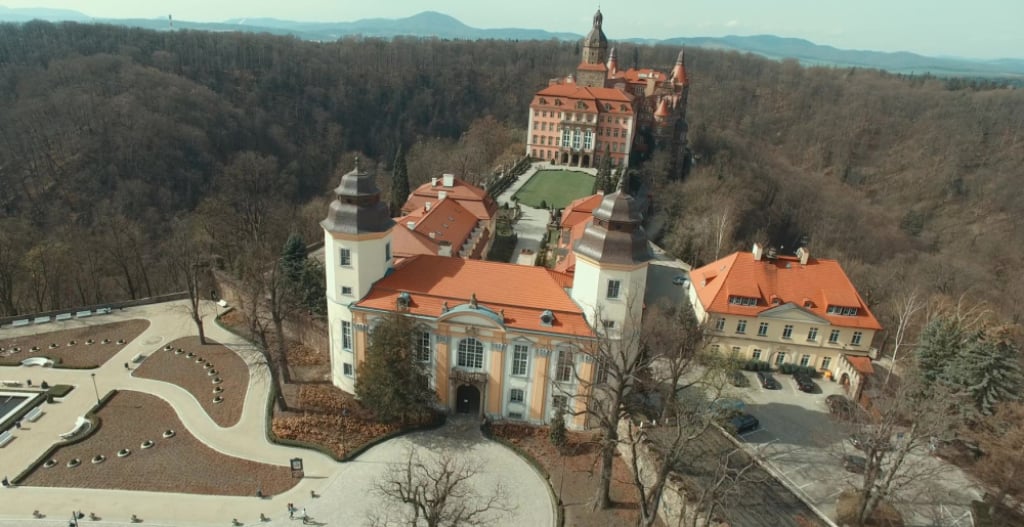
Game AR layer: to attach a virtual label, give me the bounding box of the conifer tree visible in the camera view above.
[915,315,967,383]
[594,145,613,194]
[280,233,306,285]
[549,404,568,451]
[951,327,1022,416]
[389,146,410,216]
[355,312,434,423]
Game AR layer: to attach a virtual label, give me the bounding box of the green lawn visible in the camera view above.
[513,170,595,209]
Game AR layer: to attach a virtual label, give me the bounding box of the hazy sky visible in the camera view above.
[4,0,1022,59]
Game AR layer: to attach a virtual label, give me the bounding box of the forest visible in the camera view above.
[1,19,1023,338]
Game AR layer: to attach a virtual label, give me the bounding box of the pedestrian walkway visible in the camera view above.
[0,301,555,527]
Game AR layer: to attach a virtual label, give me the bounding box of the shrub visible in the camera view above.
[549,406,567,451]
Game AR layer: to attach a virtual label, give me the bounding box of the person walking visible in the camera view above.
[287,503,294,519]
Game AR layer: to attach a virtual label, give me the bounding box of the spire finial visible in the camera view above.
[617,166,629,193]
[353,154,360,172]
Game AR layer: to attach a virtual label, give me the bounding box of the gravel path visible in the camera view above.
[19,390,297,496]
[133,336,249,427]
[0,320,150,368]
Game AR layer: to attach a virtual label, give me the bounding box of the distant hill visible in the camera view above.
[1,7,1021,78]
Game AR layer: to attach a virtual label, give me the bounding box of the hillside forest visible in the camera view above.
[1,20,1023,341]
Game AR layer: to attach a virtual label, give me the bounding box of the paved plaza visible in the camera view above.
[0,301,555,527]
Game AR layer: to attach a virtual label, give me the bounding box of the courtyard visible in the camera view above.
[0,301,556,527]
[512,168,595,209]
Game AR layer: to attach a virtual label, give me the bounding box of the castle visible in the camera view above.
[526,9,690,175]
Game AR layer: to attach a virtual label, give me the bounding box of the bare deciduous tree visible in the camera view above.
[369,447,513,527]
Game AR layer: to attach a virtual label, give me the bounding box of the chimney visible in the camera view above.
[431,177,438,187]
[438,190,448,200]
[797,247,810,265]
[406,221,415,230]
[442,173,455,187]
[428,232,436,240]
[752,243,763,261]
[425,202,432,211]
[437,241,452,257]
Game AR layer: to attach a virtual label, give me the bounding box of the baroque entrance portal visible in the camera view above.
[455,384,481,415]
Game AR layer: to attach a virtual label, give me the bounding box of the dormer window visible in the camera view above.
[396,292,411,310]
[540,310,555,326]
[826,305,859,316]
[728,296,758,307]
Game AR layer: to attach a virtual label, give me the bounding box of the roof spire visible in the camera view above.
[616,167,628,193]
[353,154,360,172]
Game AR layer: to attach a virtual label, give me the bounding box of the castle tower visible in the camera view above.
[570,172,651,337]
[606,47,618,76]
[321,158,395,392]
[576,8,609,88]
[671,50,688,86]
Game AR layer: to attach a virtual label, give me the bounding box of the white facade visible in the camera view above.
[570,253,648,337]
[324,229,393,392]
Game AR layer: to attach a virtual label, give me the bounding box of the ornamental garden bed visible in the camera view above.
[0,320,150,368]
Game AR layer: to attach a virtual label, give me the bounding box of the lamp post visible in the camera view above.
[90,373,100,405]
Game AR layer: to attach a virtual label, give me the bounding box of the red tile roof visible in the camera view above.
[845,355,875,375]
[391,218,440,258]
[553,221,589,275]
[356,256,593,336]
[402,177,497,221]
[690,251,883,330]
[406,198,477,248]
[560,193,603,229]
[610,68,667,84]
[535,84,635,105]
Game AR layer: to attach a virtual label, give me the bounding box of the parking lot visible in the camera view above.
[727,371,981,526]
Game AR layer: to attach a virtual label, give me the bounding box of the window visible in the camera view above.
[339,248,351,267]
[807,327,818,341]
[556,350,575,382]
[728,296,758,307]
[508,412,523,419]
[583,130,593,150]
[512,344,529,376]
[341,321,352,351]
[851,331,863,346]
[714,317,726,331]
[821,357,832,370]
[775,352,787,365]
[532,135,538,144]
[736,320,747,334]
[533,122,538,129]
[782,324,793,339]
[561,129,570,147]
[385,242,391,261]
[342,362,353,377]
[571,129,581,149]
[757,322,769,337]
[829,330,841,344]
[711,344,722,353]
[510,388,525,404]
[800,354,811,367]
[827,305,859,316]
[414,331,431,362]
[752,348,762,360]
[341,286,353,296]
[602,320,616,329]
[457,338,484,369]
[552,395,567,410]
[606,280,621,299]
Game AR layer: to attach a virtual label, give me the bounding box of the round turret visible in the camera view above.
[321,159,395,235]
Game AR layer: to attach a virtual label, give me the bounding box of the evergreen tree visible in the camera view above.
[280,233,307,286]
[355,313,434,423]
[594,144,613,194]
[951,328,1023,416]
[549,404,568,451]
[389,146,410,216]
[915,316,967,384]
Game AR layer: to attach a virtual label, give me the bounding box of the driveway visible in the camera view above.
[729,371,980,526]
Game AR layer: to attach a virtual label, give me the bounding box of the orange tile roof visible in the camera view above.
[553,220,589,275]
[407,198,477,249]
[845,355,875,375]
[611,68,667,84]
[403,177,497,221]
[535,84,634,105]
[356,256,593,337]
[391,217,440,257]
[690,251,883,330]
[560,193,603,229]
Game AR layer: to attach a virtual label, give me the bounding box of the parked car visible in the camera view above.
[794,374,816,393]
[842,454,867,474]
[672,275,688,286]
[756,371,780,389]
[826,394,857,419]
[728,413,760,435]
[730,370,749,387]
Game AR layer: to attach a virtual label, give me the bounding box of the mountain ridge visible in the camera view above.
[1,7,1021,78]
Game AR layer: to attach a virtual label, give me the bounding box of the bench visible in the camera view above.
[75,310,92,318]
[0,430,12,447]
[20,357,53,367]
[131,353,145,364]
[55,313,72,321]
[59,417,90,440]
[1,380,21,387]
[95,307,112,315]
[10,319,30,327]
[217,299,228,308]
[33,316,51,324]
[25,406,43,422]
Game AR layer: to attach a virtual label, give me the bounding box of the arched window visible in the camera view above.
[457,338,484,369]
